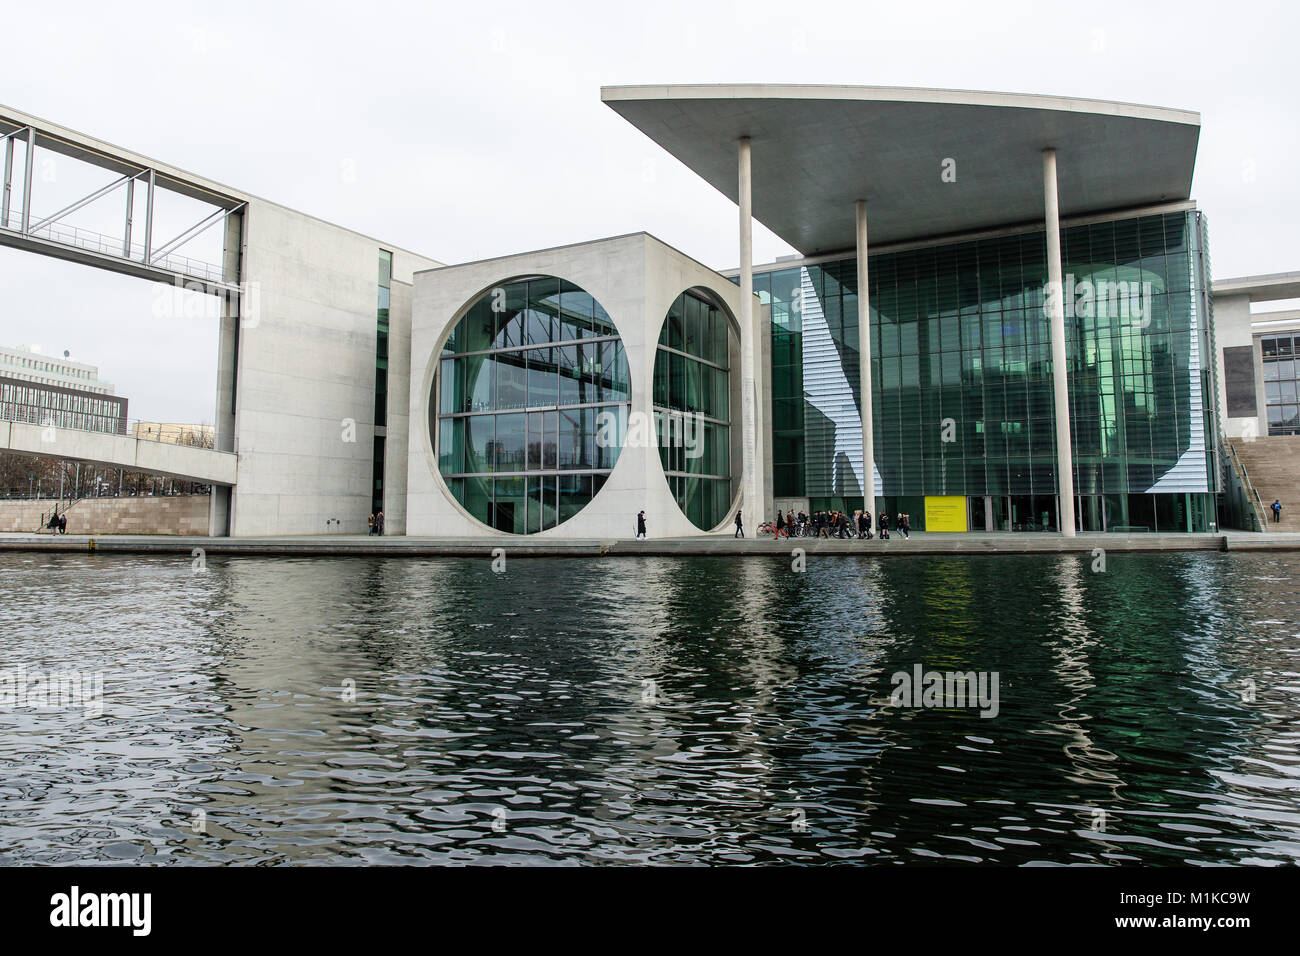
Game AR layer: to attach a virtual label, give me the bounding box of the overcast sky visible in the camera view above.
[1,0,1296,423]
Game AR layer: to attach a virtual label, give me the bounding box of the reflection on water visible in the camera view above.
[1,550,1298,865]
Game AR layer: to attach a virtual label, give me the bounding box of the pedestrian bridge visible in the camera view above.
[0,420,237,486]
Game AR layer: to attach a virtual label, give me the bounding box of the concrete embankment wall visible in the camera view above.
[0,496,211,535]
[0,530,1296,558]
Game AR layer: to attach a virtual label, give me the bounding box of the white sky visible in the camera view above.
[0,0,1296,423]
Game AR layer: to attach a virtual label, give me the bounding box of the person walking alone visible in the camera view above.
[734,510,745,538]
[1272,499,1282,524]
[636,510,648,539]
[900,513,911,539]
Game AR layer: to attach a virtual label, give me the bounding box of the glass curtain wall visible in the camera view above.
[1262,334,1300,435]
[738,210,1219,531]
[372,250,391,517]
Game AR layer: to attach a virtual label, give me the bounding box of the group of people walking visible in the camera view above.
[737,508,910,540]
[367,511,385,535]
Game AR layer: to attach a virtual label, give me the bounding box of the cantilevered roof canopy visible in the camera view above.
[602,84,1201,255]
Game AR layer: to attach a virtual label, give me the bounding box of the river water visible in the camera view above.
[1,550,1297,865]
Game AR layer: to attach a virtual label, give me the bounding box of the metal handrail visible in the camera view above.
[1,210,225,283]
[1225,437,1266,529]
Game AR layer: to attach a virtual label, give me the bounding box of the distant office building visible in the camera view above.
[0,344,127,435]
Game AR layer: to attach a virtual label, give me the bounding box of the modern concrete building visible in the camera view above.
[407,233,757,538]
[606,85,1217,534]
[0,85,1282,537]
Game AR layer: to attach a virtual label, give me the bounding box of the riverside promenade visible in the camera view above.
[1,530,1296,557]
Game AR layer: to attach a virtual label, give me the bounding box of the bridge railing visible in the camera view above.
[1,209,226,284]
[0,406,225,450]
[128,421,217,448]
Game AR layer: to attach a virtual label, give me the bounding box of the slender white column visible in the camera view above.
[738,137,759,523]
[20,127,34,233]
[856,200,874,514]
[1043,148,1077,537]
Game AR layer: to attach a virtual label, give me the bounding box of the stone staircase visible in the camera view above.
[1228,436,1300,532]
[31,497,83,533]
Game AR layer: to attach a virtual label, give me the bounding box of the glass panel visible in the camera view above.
[527,412,543,470]
[495,352,527,410]
[526,347,557,407]
[666,295,684,350]
[438,418,463,473]
[493,477,527,534]
[462,299,494,352]
[463,476,492,524]
[610,342,630,402]
[542,411,558,469]
[558,345,581,406]
[669,350,685,409]
[559,283,595,339]
[466,354,494,413]
[557,409,582,469]
[466,415,494,473]
[494,413,525,471]
[439,358,459,415]
[653,350,669,406]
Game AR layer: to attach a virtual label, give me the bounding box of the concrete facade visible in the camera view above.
[224,201,437,536]
[406,233,767,538]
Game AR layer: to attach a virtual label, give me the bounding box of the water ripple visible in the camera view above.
[0,550,1297,865]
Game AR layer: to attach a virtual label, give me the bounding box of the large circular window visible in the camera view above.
[432,276,630,533]
[652,289,737,531]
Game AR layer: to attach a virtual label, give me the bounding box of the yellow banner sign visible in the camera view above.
[925,495,968,533]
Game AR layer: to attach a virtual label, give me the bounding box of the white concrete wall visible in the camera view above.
[229,201,438,535]
[1214,292,1259,439]
[407,233,760,538]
